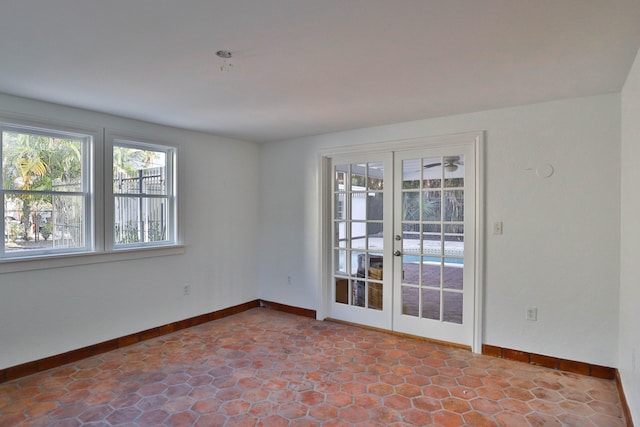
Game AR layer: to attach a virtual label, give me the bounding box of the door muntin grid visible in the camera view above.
[400,156,465,323]
[333,162,385,310]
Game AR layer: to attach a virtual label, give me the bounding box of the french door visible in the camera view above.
[327,136,479,348]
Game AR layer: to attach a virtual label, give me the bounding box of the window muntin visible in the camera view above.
[112,140,176,248]
[1,124,92,258]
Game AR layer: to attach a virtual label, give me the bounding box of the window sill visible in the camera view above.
[0,245,186,274]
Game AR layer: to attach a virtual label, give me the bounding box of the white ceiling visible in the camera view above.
[1,1,639,143]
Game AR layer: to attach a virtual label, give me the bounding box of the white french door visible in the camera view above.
[392,145,475,346]
[328,152,393,330]
[326,133,480,349]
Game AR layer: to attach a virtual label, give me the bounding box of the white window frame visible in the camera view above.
[106,134,178,251]
[0,119,97,259]
[0,115,184,274]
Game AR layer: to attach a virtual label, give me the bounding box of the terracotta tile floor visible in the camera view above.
[0,308,627,426]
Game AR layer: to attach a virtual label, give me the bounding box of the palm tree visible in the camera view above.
[2,131,81,241]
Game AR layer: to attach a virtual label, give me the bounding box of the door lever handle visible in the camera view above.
[394,250,402,256]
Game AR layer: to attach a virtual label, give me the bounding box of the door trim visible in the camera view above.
[317,131,484,353]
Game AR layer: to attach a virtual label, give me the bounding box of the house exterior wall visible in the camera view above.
[620,45,640,423]
[258,93,621,368]
[0,93,261,370]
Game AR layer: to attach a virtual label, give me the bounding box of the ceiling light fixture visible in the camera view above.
[216,50,233,72]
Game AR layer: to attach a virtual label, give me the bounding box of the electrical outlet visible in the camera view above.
[526,307,537,321]
[287,275,292,286]
[183,284,190,296]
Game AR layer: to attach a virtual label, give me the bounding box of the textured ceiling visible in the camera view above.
[1,0,639,143]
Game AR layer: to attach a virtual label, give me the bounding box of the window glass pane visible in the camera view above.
[2,124,91,259]
[3,193,85,252]
[114,196,169,244]
[112,139,176,248]
[2,130,83,192]
[113,146,167,195]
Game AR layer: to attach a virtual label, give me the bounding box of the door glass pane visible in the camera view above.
[335,221,347,246]
[335,250,347,275]
[334,164,348,191]
[367,162,384,190]
[444,224,463,257]
[422,224,441,256]
[368,283,382,310]
[444,155,464,188]
[422,157,442,188]
[402,257,419,285]
[422,259,441,288]
[443,190,464,222]
[351,224,366,250]
[402,159,420,189]
[352,251,365,276]
[367,193,383,220]
[353,280,366,307]
[402,192,420,221]
[335,278,349,304]
[421,288,441,320]
[423,191,441,221]
[351,193,366,220]
[443,291,463,324]
[402,286,419,316]
[402,232,419,256]
[443,263,463,290]
[334,193,346,220]
[368,223,383,251]
[351,163,366,187]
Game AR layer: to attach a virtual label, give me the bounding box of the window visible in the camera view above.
[111,139,176,248]
[0,118,180,265]
[1,123,93,258]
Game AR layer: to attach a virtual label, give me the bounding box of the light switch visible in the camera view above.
[493,221,503,235]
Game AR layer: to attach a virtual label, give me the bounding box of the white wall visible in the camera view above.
[620,46,640,422]
[258,94,621,367]
[0,94,260,370]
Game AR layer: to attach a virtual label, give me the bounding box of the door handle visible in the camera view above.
[394,250,402,256]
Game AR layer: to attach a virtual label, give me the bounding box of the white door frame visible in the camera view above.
[317,131,484,353]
